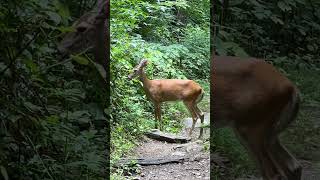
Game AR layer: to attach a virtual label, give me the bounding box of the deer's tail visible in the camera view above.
[274,86,300,135]
[196,89,205,104]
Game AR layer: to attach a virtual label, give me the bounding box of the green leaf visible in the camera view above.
[93,62,107,79]
[230,0,245,6]
[298,28,306,36]
[0,166,8,180]
[45,11,61,24]
[234,47,248,57]
[54,0,70,20]
[71,55,89,65]
[307,45,314,51]
[277,1,291,12]
[57,26,75,33]
[0,62,7,72]
[270,16,284,25]
[24,59,39,73]
[68,110,91,124]
[24,102,42,112]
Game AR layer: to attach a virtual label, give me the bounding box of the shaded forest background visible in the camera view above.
[1,0,108,179]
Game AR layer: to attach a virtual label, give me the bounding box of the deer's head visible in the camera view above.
[128,59,148,80]
[58,0,107,56]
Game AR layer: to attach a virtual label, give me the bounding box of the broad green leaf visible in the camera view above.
[298,28,306,36]
[94,62,107,79]
[234,46,249,57]
[54,0,70,22]
[230,0,245,6]
[270,16,284,25]
[57,26,75,33]
[277,1,291,11]
[71,55,89,65]
[24,59,39,73]
[24,102,42,112]
[45,11,61,24]
[0,166,8,180]
[307,45,314,51]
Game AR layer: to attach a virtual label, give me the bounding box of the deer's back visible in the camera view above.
[149,79,202,102]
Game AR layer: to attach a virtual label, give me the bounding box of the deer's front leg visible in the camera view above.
[156,103,162,131]
[154,104,159,129]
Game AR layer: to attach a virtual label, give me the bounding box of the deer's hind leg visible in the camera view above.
[268,137,302,180]
[235,125,283,180]
[193,104,204,138]
[183,101,198,137]
[154,103,162,130]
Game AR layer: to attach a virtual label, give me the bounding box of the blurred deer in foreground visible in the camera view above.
[58,0,109,79]
[128,59,205,138]
[212,56,302,180]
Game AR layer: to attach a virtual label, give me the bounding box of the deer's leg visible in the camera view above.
[193,105,204,139]
[268,137,302,180]
[235,126,282,180]
[154,103,160,129]
[184,101,198,137]
[158,103,162,131]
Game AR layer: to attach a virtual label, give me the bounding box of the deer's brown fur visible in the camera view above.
[212,56,302,180]
[129,59,205,137]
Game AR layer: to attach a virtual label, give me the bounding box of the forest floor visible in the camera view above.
[128,113,210,180]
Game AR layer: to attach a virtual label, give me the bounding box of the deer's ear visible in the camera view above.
[95,0,108,20]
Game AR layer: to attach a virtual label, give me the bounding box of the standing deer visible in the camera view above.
[58,0,109,79]
[128,59,205,138]
[212,56,302,180]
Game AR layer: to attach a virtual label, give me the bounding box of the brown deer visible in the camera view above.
[212,55,302,180]
[128,59,205,138]
[58,0,109,79]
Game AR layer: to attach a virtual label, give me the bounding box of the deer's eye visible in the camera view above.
[77,26,87,33]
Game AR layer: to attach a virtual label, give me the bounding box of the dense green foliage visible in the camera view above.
[110,0,209,177]
[0,0,107,179]
[212,0,320,178]
[214,0,320,61]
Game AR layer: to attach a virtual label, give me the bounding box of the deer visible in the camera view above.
[58,0,109,80]
[212,55,302,180]
[128,59,205,138]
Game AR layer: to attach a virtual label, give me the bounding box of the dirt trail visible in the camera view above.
[129,113,210,180]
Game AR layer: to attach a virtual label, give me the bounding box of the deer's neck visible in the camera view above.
[139,69,152,93]
[93,21,108,70]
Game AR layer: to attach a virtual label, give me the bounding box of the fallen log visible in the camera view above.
[116,156,187,166]
[144,129,191,143]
